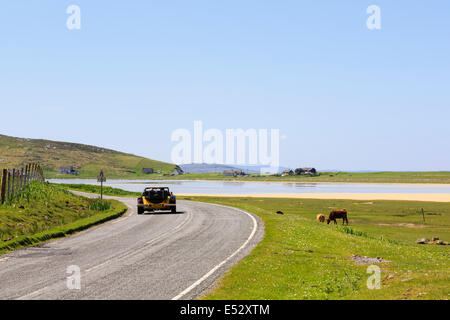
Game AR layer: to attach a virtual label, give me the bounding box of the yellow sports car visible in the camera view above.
[137,187,176,214]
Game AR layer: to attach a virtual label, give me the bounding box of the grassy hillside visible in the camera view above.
[181,196,450,300]
[0,134,177,179]
[0,182,126,254]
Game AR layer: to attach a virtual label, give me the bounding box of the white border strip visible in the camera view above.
[171,202,258,300]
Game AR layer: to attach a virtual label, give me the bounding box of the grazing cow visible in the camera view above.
[327,209,349,225]
[316,214,325,223]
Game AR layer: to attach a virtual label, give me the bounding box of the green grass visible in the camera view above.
[59,183,140,197]
[0,182,127,255]
[161,171,450,184]
[87,199,112,211]
[179,196,450,300]
[0,133,177,178]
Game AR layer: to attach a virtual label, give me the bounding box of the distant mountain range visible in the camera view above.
[179,164,385,174]
[179,163,237,174]
[179,163,291,174]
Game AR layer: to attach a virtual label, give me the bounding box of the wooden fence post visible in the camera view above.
[7,171,11,201]
[27,165,30,185]
[20,168,24,190]
[17,168,20,191]
[25,164,31,186]
[16,169,19,191]
[0,164,45,203]
[1,169,7,204]
[25,164,29,185]
[11,169,16,200]
[37,165,42,181]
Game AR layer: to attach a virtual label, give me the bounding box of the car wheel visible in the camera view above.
[137,207,144,215]
[171,207,176,213]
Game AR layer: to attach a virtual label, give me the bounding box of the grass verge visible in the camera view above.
[0,182,127,255]
[179,196,450,300]
[58,183,140,197]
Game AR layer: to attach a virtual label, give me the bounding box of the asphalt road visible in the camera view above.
[0,195,264,300]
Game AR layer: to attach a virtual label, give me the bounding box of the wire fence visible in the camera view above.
[0,163,44,204]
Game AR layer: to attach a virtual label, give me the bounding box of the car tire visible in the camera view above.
[137,207,144,215]
[171,207,176,213]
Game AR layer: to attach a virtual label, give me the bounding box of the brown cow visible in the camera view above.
[327,209,349,225]
[316,214,325,223]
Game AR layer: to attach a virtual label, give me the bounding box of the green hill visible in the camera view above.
[0,134,177,179]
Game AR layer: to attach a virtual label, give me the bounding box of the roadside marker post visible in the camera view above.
[97,170,106,200]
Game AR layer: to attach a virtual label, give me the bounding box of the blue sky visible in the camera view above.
[0,1,449,171]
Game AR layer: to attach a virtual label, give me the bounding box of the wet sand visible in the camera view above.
[179,193,450,202]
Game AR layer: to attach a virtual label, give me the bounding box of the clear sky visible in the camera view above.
[1,1,449,171]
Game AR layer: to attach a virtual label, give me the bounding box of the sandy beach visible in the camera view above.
[179,193,450,202]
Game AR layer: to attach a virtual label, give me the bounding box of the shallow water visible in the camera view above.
[49,179,450,194]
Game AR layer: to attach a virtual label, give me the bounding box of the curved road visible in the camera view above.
[0,195,264,300]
